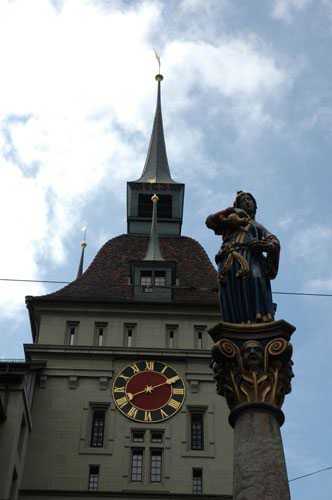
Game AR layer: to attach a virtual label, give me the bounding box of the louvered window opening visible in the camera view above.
[138,194,172,218]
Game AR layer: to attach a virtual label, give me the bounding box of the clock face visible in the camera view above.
[112,360,186,423]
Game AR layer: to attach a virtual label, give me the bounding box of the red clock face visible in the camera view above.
[113,360,186,423]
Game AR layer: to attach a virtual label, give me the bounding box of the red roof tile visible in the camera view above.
[39,234,218,305]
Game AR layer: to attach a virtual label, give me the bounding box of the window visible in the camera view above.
[132,431,145,443]
[154,271,166,287]
[166,325,177,348]
[138,194,172,219]
[66,322,79,345]
[124,324,136,347]
[191,413,204,450]
[151,431,163,443]
[90,409,106,448]
[150,450,162,482]
[131,449,143,482]
[193,469,203,494]
[88,465,99,491]
[140,270,166,287]
[94,323,107,346]
[195,326,206,349]
[141,270,152,286]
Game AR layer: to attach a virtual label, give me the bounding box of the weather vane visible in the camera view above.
[81,223,87,244]
[154,49,161,74]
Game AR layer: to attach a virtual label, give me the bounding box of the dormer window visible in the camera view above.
[132,261,175,302]
[140,270,166,287]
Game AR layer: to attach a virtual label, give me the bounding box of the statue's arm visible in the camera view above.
[249,224,280,279]
[206,208,250,235]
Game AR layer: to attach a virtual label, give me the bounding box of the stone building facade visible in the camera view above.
[0,74,233,499]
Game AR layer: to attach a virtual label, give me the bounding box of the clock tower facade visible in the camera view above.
[12,75,233,499]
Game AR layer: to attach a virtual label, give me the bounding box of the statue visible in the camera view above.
[206,191,280,324]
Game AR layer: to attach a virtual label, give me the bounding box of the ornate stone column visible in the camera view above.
[209,320,295,500]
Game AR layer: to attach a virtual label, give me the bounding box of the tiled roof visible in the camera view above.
[39,234,218,305]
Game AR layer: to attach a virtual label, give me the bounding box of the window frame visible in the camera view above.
[192,468,203,494]
[150,449,162,483]
[194,325,207,349]
[132,430,145,443]
[88,465,100,491]
[131,448,144,482]
[90,408,106,448]
[166,324,178,349]
[124,323,136,348]
[191,412,204,451]
[65,321,79,346]
[140,270,167,288]
[150,431,163,444]
[94,322,107,347]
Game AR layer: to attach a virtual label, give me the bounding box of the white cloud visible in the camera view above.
[305,277,332,293]
[271,0,312,22]
[288,224,332,261]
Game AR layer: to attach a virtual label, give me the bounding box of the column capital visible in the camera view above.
[209,320,295,411]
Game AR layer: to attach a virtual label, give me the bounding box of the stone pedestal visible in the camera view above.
[209,320,295,500]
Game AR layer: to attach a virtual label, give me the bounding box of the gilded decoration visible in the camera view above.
[211,336,294,410]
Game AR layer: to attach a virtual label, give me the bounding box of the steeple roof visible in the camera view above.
[76,242,87,279]
[144,194,164,261]
[136,75,176,184]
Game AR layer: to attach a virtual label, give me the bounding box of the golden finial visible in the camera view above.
[81,223,87,248]
[154,49,163,81]
[151,194,159,203]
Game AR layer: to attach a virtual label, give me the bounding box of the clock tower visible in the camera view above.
[13,74,234,499]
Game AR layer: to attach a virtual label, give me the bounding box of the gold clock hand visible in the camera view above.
[165,375,179,385]
[126,376,179,401]
[126,385,153,400]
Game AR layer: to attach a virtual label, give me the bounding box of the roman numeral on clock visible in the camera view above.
[160,408,168,419]
[144,411,152,421]
[113,386,125,393]
[116,397,128,408]
[168,398,181,410]
[173,388,184,395]
[131,364,140,374]
[145,361,154,370]
[127,406,138,418]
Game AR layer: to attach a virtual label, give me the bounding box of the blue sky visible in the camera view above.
[1,0,332,498]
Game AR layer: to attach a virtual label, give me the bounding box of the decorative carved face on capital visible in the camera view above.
[242,340,264,370]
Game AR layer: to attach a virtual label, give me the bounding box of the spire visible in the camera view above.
[144,194,164,261]
[137,74,175,184]
[77,225,87,278]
